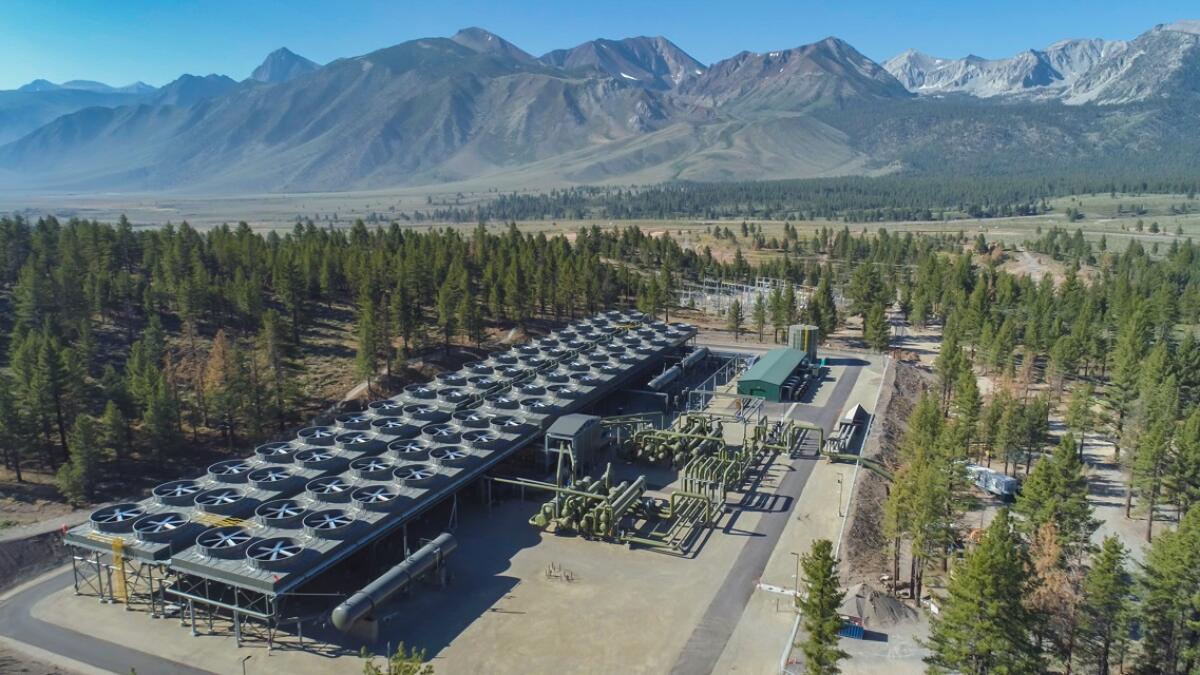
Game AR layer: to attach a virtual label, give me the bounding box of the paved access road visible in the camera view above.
[669,356,864,674]
[0,569,212,675]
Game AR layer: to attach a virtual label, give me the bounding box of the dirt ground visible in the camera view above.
[0,643,70,675]
[0,484,77,531]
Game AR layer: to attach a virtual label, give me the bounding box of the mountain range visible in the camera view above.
[2,20,1199,193]
[882,20,1200,103]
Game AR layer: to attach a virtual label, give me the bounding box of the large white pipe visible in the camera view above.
[330,532,456,631]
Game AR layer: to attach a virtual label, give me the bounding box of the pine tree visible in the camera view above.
[752,293,767,343]
[935,331,966,411]
[846,263,884,318]
[795,538,847,675]
[1135,504,1200,675]
[769,286,787,342]
[1076,536,1131,675]
[1025,522,1082,669]
[256,309,295,432]
[883,393,967,600]
[784,282,800,326]
[457,290,484,347]
[952,366,982,453]
[658,266,674,322]
[1133,376,1178,542]
[1176,333,1200,409]
[56,414,101,504]
[863,302,889,352]
[374,290,395,379]
[811,266,838,338]
[34,330,70,460]
[99,399,128,461]
[994,399,1024,476]
[1014,434,1097,557]
[142,372,179,457]
[0,372,25,482]
[203,329,241,442]
[1065,383,1094,458]
[360,642,433,675]
[1109,308,1149,459]
[356,296,380,394]
[126,316,166,414]
[636,275,663,319]
[392,277,419,355]
[274,251,305,346]
[726,300,745,342]
[925,509,1042,675]
[9,331,53,470]
[1169,406,1200,517]
[436,281,458,351]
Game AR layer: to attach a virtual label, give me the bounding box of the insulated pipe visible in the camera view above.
[647,366,682,391]
[331,532,457,632]
[681,347,709,370]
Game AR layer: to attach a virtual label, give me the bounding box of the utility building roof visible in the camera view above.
[547,414,600,439]
[740,348,808,387]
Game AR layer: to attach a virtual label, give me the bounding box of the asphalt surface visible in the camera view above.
[669,359,863,675]
[0,569,213,675]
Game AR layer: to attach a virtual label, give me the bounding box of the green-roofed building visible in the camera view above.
[736,347,814,402]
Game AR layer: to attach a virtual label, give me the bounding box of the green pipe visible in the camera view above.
[825,453,893,481]
[637,430,724,443]
[668,491,715,520]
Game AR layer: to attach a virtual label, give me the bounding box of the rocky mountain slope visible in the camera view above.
[248,48,320,84]
[150,73,239,107]
[540,35,707,89]
[885,21,1200,104]
[679,37,909,111]
[884,39,1126,98]
[1063,21,1200,104]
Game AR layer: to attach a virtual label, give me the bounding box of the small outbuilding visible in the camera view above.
[736,348,812,402]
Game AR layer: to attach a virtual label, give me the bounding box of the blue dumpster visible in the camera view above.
[837,622,865,639]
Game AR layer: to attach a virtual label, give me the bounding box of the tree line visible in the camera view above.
[0,217,730,501]
[409,173,1200,224]
[873,231,1200,672]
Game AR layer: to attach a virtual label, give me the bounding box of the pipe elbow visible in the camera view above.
[331,592,372,632]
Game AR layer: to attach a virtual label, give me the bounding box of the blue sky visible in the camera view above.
[0,1,1193,89]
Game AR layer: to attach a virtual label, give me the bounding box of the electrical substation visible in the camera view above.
[54,309,877,672]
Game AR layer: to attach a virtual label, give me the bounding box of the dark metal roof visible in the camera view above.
[740,348,808,387]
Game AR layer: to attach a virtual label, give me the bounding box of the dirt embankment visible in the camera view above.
[0,528,68,595]
[842,362,934,585]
